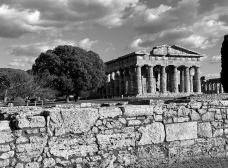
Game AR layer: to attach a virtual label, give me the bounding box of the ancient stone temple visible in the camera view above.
[102,45,203,97]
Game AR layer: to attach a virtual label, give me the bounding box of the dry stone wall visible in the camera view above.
[1,100,228,168]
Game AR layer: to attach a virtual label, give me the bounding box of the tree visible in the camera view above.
[0,73,10,102]
[32,45,106,101]
[0,68,43,102]
[221,35,228,92]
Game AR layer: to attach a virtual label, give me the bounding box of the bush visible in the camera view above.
[12,97,25,106]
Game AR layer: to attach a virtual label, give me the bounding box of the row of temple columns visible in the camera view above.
[104,65,201,97]
[202,81,224,94]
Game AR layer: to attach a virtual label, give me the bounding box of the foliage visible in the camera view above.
[221,35,228,92]
[0,73,10,90]
[32,45,106,98]
[12,97,25,106]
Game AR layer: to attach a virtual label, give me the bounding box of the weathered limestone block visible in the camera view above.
[213,128,224,137]
[177,106,191,116]
[0,121,10,131]
[128,120,141,126]
[17,116,46,128]
[189,101,202,109]
[49,136,98,160]
[0,151,14,159]
[0,159,9,167]
[25,162,39,168]
[43,158,56,168]
[99,107,122,119]
[0,131,14,143]
[0,145,10,152]
[202,112,215,121]
[198,122,212,138]
[166,122,197,141]
[190,110,201,121]
[173,116,189,123]
[153,105,163,115]
[123,105,153,117]
[16,136,47,162]
[96,132,137,150]
[15,163,24,168]
[49,108,99,135]
[138,122,165,145]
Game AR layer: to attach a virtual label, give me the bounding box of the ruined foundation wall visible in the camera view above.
[1,100,228,168]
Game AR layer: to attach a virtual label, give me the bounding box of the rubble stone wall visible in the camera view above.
[1,100,228,168]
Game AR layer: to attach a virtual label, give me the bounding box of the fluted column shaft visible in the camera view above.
[160,66,167,93]
[180,70,184,92]
[195,67,201,93]
[173,66,178,93]
[184,67,190,93]
[136,66,142,94]
[148,66,154,93]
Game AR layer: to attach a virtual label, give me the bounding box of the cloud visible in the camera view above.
[131,0,228,50]
[8,56,36,69]
[3,0,140,30]
[0,4,49,38]
[78,38,97,50]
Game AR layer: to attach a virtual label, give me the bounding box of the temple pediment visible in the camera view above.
[151,45,202,57]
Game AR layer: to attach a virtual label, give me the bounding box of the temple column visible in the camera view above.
[221,84,224,93]
[136,65,142,95]
[184,67,190,93]
[118,71,122,96]
[123,69,127,95]
[180,69,184,92]
[148,66,154,93]
[173,66,178,93]
[195,67,201,93]
[110,72,115,97]
[190,75,193,93]
[160,66,167,93]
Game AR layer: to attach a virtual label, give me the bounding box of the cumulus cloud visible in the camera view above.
[8,56,36,69]
[0,4,49,38]
[131,0,228,50]
[78,38,97,50]
[7,38,97,69]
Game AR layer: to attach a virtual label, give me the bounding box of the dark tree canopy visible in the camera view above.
[32,45,106,98]
[0,68,35,101]
[221,35,228,92]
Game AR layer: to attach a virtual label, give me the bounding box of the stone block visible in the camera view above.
[25,162,39,168]
[138,122,165,145]
[123,105,153,117]
[96,132,137,150]
[189,101,202,109]
[198,122,212,138]
[15,163,24,168]
[49,108,99,135]
[49,137,98,160]
[166,122,197,141]
[0,145,10,152]
[43,158,56,168]
[0,159,9,167]
[190,110,200,121]
[128,120,141,126]
[0,131,14,143]
[17,116,46,128]
[99,107,122,119]
[0,121,10,131]
[202,112,215,121]
[0,151,14,159]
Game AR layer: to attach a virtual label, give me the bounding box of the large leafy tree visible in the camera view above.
[221,35,228,92]
[0,68,36,102]
[32,45,106,100]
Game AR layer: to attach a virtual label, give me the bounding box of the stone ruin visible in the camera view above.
[0,100,228,167]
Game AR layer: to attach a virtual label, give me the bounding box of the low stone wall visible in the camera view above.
[1,100,228,168]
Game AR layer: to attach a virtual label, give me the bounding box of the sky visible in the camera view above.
[0,0,227,78]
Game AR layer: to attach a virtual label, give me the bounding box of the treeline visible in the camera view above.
[0,45,106,104]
